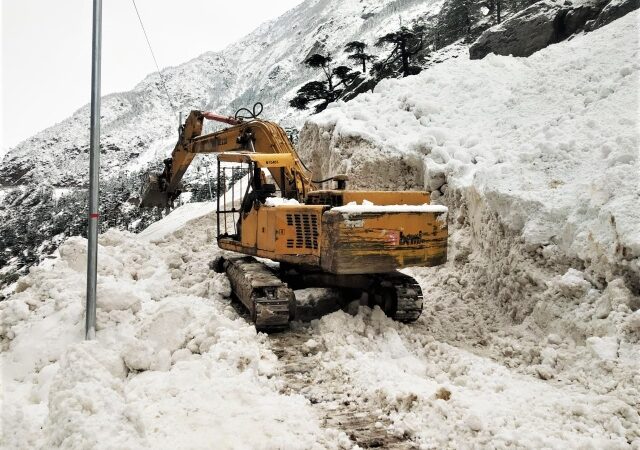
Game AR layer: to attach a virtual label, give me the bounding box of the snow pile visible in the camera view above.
[138,201,217,241]
[1,210,340,449]
[3,199,637,448]
[265,197,301,206]
[301,307,639,448]
[299,11,640,281]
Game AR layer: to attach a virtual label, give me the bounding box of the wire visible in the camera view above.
[311,176,339,184]
[234,102,264,120]
[131,0,177,116]
[232,101,332,185]
[294,146,326,182]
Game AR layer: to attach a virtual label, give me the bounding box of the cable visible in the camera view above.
[311,176,340,184]
[131,0,177,116]
[289,138,328,183]
[232,101,332,185]
[234,102,264,120]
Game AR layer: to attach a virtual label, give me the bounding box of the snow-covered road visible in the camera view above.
[2,203,638,449]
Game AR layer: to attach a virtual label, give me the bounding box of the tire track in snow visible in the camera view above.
[271,327,418,449]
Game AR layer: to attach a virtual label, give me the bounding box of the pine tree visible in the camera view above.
[374,25,424,78]
[333,65,359,86]
[344,41,376,73]
[304,54,335,92]
[290,54,357,112]
[289,81,331,112]
[438,0,482,44]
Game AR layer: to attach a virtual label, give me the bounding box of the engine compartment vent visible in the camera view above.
[286,213,318,249]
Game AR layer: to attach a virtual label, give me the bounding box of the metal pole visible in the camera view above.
[86,0,102,340]
[205,164,214,201]
[216,158,220,235]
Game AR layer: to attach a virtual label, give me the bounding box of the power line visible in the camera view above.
[131,0,177,116]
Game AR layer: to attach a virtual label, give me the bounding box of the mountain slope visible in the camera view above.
[0,0,443,188]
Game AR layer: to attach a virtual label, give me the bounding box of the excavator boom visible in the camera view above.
[140,110,311,208]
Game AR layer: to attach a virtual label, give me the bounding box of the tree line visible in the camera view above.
[290,0,537,113]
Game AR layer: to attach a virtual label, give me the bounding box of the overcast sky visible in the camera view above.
[1,0,304,152]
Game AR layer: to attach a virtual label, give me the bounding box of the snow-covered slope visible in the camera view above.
[0,0,443,188]
[292,11,640,446]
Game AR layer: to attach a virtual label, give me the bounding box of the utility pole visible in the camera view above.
[86,0,102,340]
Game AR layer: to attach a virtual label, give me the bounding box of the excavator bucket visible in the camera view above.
[139,174,170,208]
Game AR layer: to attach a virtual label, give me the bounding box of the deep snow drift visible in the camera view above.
[2,201,639,449]
[295,10,640,447]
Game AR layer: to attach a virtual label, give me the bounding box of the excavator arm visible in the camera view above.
[139,110,312,208]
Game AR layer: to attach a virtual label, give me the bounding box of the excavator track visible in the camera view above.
[388,273,424,322]
[218,256,295,332]
[280,267,425,323]
[371,272,424,323]
[215,257,423,330]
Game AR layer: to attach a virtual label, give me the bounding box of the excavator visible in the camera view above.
[140,106,448,331]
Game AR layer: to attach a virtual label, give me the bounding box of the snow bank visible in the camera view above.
[265,197,300,206]
[1,209,339,449]
[138,201,217,242]
[333,202,448,214]
[304,307,639,447]
[138,175,250,243]
[299,11,640,281]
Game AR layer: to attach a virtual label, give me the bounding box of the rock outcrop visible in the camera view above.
[589,0,640,28]
[469,0,638,59]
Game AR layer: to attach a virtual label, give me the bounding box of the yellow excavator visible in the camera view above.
[140,106,448,331]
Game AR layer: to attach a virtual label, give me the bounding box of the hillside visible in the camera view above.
[1,10,638,449]
[300,9,640,284]
[0,0,443,188]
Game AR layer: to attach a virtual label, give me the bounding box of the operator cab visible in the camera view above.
[216,152,301,240]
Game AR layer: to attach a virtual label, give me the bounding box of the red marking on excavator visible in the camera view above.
[202,111,242,126]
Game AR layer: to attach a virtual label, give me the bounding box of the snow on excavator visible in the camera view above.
[140,106,448,331]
